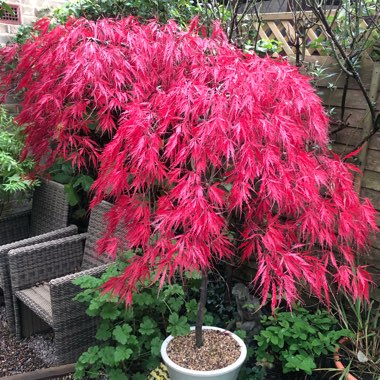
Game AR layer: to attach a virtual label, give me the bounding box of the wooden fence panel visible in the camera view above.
[362,170,380,192]
[312,63,380,282]
[255,11,380,282]
[255,12,368,58]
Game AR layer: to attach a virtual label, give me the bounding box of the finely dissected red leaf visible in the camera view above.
[0,17,377,310]
[343,146,364,160]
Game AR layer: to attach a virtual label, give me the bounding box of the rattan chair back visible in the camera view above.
[81,201,113,270]
[29,180,69,236]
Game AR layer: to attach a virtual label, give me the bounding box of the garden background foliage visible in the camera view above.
[0,106,36,206]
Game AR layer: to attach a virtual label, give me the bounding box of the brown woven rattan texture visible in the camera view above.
[9,201,113,365]
[0,180,73,333]
[29,180,70,236]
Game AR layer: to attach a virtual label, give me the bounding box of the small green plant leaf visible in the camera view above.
[168,313,189,336]
[99,346,116,366]
[185,299,198,321]
[163,284,185,297]
[78,346,100,365]
[114,345,133,363]
[96,321,112,341]
[73,275,102,288]
[234,329,247,340]
[108,368,129,380]
[113,324,133,345]
[64,183,80,206]
[150,336,163,356]
[133,292,154,306]
[73,174,94,191]
[132,374,146,380]
[100,303,121,320]
[139,317,157,336]
[167,297,183,313]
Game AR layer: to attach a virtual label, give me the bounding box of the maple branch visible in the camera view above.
[303,1,380,157]
[312,4,377,126]
[350,114,380,154]
[330,117,351,135]
[252,5,262,52]
[6,40,59,96]
[340,74,350,121]
[365,7,380,34]
[227,0,242,43]
[86,36,128,48]
[235,3,257,48]
[236,0,254,23]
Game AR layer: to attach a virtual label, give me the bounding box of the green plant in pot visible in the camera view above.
[1,16,378,380]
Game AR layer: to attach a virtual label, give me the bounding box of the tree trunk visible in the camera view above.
[195,270,208,348]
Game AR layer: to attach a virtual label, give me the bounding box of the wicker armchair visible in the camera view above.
[0,180,75,333]
[8,201,113,365]
[0,180,70,245]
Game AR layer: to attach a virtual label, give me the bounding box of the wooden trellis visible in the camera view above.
[253,11,368,56]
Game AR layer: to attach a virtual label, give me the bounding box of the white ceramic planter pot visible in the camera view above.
[161,326,247,380]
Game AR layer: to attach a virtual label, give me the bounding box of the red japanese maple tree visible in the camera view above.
[1,17,377,343]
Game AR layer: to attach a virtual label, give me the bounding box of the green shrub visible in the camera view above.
[73,255,267,380]
[53,0,201,26]
[254,306,352,375]
[73,253,205,379]
[0,106,36,205]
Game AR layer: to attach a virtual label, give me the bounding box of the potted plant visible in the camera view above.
[0,16,378,379]
[161,326,247,380]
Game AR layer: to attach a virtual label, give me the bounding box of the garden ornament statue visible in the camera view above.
[232,283,262,338]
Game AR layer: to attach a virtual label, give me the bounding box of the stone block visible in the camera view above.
[21,15,36,26]
[41,0,66,7]
[8,25,22,34]
[20,5,35,17]
[0,24,8,33]
[19,0,38,6]
[25,0,65,9]
[0,33,12,45]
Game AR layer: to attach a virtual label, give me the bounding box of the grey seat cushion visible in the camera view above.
[15,283,52,326]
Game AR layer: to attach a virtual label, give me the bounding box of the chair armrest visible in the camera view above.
[9,234,88,291]
[0,211,30,245]
[0,224,78,307]
[0,224,78,284]
[0,224,78,260]
[51,263,112,288]
[50,264,112,325]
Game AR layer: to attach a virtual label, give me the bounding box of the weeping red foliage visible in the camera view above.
[1,17,377,309]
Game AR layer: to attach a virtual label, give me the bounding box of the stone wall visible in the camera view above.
[0,0,65,44]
